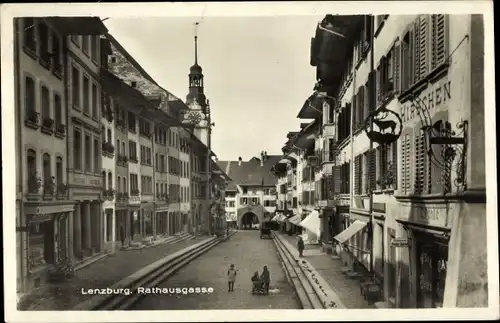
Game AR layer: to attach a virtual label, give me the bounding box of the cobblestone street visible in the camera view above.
[132,231,300,310]
[18,237,209,311]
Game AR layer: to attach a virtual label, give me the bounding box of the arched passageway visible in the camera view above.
[240,212,259,230]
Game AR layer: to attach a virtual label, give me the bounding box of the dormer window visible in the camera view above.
[131,81,137,88]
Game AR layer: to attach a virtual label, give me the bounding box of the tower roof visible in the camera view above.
[190,63,203,75]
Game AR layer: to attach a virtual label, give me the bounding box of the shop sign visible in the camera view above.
[399,205,451,228]
[391,238,409,247]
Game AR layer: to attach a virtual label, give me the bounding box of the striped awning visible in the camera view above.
[333,220,367,244]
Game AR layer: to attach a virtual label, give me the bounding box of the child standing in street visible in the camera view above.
[227,264,237,292]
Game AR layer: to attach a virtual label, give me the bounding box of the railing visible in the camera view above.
[55,123,66,138]
[27,174,42,194]
[41,117,55,135]
[103,189,115,201]
[56,183,68,199]
[116,192,129,202]
[117,155,128,165]
[102,142,115,156]
[43,178,56,197]
[25,110,40,129]
[130,189,140,196]
[129,156,139,163]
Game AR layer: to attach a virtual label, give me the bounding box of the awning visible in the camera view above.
[288,214,302,225]
[333,220,368,244]
[298,210,321,238]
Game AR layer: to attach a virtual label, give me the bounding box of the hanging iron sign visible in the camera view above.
[363,106,403,144]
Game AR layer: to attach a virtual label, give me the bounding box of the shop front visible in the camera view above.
[395,201,453,309]
[22,202,75,291]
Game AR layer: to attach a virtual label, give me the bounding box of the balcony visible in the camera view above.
[156,193,169,203]
[26,174,42,199]
[116,192,129,203]
[53,62,64,79]
[129,156,139,164]
[139,131,152,139]
[102,142,115,158]
[43,177,56,200]
[103,189,115,201]
[41,117,55,135]
[55,123,66,139]
[117,155,128,166]
[39,52,53,70]
[25,110,40,130]
[130,189,140,197]
[56,182,69,200]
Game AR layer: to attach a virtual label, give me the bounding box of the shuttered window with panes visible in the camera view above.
[354,155,363,195]
[397,15,448,196]
[376,142,398,191]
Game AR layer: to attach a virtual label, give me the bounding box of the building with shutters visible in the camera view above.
[303,14,486,308]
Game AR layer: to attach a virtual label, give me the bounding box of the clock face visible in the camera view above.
[186,111,203,125]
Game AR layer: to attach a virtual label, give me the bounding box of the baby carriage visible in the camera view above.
[251,277,267,295]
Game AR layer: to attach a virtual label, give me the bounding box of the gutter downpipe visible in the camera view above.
[368,15,375,276]
[14,19,26,294]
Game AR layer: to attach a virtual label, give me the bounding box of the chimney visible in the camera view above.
[260,151,264,167]
[238,157,242,166]
[264,151,268,161]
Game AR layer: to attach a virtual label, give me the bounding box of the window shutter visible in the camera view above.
[391,140,398,189]
[403,134,412,194]
[414,128,426,194]
[359,85,365,125]
[354,155,361,195]
[332,165,342,194]
[378,144,387,189]
[393,42,401,93]
[432,14,447,69]
[368,149,377,192]
[352,96,359,131]
[363,81,370,117]
[376,65,382,106]
[415,15,429,81]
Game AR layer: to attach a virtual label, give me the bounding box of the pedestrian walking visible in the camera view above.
[260,265,270,295]
[227,264,237,292]
[297,236,305,257]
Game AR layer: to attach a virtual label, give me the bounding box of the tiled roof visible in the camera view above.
[216,155,281,188]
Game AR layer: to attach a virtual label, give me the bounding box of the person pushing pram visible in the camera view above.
[251,265,271,295]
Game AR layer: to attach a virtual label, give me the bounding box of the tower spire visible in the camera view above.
[194,22,199,65]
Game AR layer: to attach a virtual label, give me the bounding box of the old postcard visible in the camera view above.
[1,1,498,322]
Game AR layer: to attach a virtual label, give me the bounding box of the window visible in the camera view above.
[74,129,81,171]
[23,18,36,52]
[160,155,165,172]
[27,149,36,177]
[354,154,363,195]
[155,153,159,171]
[130,174,139,192]
[123,177,127,193]
[131,81,137,88]
[240,197,248,205]
[129,141,137,161]
[52,33,62,74]
[400,133,413,195]
[41,86,50,120]
[117,176,121,192]
[72,66,80,107]
[92,84,98,119]
[116,139,120,155]
[84,134,91,172]
[83,76,90,115]
[71,35,80,46]
[107,129,112,143]
[128,112,136,132]
[25,77,36,115]
[108,172,112,190]
[42,153,51,184]
[102,171,106,190]
[54,94,62,126]
[242,187,248,194]
[94,138,99,173]
[110,56,116,63]
[91,36,98,62]
[141,176,153,194]
[122,141,126,157]
[82,36,89,54]
[56,157,63,185]
[38,22,50,66]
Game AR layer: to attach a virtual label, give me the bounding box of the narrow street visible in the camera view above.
[132,231,300,310]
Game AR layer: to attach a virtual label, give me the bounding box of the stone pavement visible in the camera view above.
[133,230,301,310]
[280,233,375,309]
[18,236,210,311]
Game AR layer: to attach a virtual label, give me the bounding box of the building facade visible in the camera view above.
[273,14,486,309]
[15,17,108,294]
[217,152,280,230]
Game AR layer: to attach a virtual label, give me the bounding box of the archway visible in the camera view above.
[240,212,259,230]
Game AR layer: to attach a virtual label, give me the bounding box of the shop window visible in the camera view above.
[29,221,55,270]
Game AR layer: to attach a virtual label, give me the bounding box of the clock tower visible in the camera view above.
[183,23,210,147]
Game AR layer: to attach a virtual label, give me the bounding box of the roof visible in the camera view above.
[46,17,108,35]
[216,155,281,188]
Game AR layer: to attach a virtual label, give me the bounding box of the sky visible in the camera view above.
[104,16,324,161]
